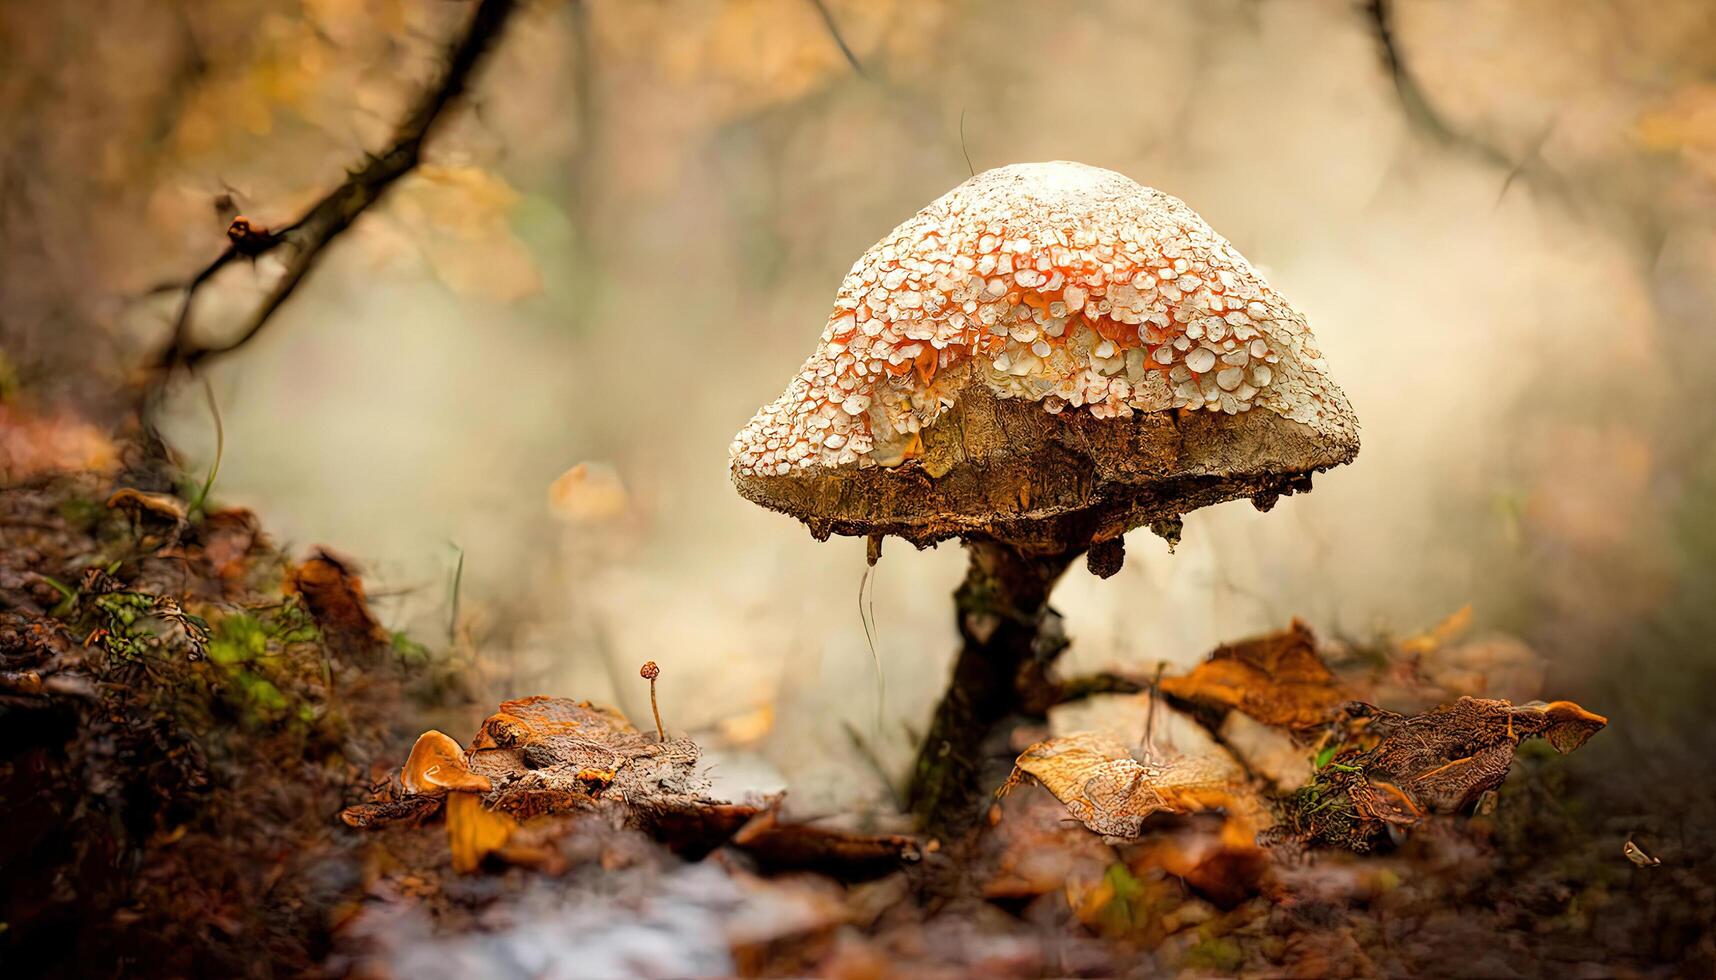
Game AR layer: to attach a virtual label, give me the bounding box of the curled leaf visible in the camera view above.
[1623,839,1661,867]
[1001,731,1249,839]
[1269,696,1607,851]
[287,548,387,653]
[1159,619,1345,731]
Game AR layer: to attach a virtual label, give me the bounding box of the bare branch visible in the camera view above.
[1364,0,1513,169]
[808,0,864,77]
[156,0,521,372]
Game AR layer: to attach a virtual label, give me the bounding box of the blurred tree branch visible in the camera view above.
[1364,0,1511,171]
[155,0,521,373]
[808,0,863,76]
[1363,0,1565,205]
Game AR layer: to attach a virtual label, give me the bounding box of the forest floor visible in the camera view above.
[1,405,1712,978]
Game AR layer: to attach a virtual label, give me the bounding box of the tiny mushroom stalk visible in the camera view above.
[640,660,664,741]
[729,162,1359,832]
[400,730,514,872]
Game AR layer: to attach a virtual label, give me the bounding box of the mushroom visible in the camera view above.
[400,730,514,872]
[729,162,1359,830]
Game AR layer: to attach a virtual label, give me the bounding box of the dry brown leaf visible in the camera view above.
[1358,697,1608,811]
[1160,619,1345,731]
[1269,696,1608,851]
[1623,839,1662,867]
[1397,604,1473,657]
[1001,731,1251,839]
[338,796,442,829]
[286,548,387,653]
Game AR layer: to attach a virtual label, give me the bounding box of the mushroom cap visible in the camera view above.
[730,162,1358,552]
[401,730,494,796]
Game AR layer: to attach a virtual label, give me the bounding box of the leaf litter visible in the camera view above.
[8,422,1702,978]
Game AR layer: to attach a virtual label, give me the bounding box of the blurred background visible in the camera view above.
[4,0,1714,814]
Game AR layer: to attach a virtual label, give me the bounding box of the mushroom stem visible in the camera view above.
[907,538,1080,834]
[640,661,664,741]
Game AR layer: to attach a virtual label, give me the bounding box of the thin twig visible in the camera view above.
[155,0,521,372]
[807,0,863,76]
[1364,0,1503,164]
[1139,660,1166,761]
[959,108,975,177]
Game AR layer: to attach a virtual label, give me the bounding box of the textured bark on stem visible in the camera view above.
[907,539,1079,835]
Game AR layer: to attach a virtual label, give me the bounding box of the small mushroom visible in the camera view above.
[728,162,1359,830]
[105,487,188,546]
[400,730,513,872]
[401,730,493,795]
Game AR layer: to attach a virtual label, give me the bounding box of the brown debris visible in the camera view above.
[354,695,922,880]
[1269,696,1608,851]
[1160,619,1346,731]
[339,796,443,829]
[287,548,387,655]
[198,508,264,584]
[1354,697,1607,812]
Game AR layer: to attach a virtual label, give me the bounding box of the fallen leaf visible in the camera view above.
[287,548,386,653]
[1623,839,1661,867]
[338,796,442,829]
[1268,696,1608,851]
[1000,731,1252,839]
[348,695,918,880]
[1160,619,1345,731]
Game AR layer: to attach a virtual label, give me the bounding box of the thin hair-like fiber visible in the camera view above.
[857,560,885,733]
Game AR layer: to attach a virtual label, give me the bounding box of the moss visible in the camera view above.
[208,613,270,665]
[1094,862,1148,937]
[1183,936,1244,973]
[390,630,430,665]
[57,496,106,533]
